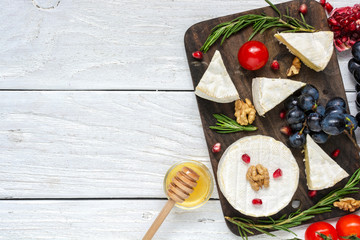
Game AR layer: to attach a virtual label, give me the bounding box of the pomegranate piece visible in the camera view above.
[325,2,333,13]
[280,110,286,119]
[280,126,292,136]
[331,148,340,158]
[252,198,263,205]
[241,153,250,164]
[212,143,221,153]
[271,60,280,70]
[319,0,326,7]
[273,168,283,178]
[299,4,308,15]
[308,190,317,198]
[328,4,360,52]
[192,51,203,60]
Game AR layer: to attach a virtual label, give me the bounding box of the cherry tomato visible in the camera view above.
[336,214,360,240]
[305,222,339,240]
[237,41,269,70]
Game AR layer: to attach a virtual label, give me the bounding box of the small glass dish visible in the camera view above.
[163,160,214,210]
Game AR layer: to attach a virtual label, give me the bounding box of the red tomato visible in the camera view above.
[237,41,269,70]
[305,222,339,240]
[336,214,360,240]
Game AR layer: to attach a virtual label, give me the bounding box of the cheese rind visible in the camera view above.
[274,31,334,72]
[304,135,349,190]
[252,77,305,116]
[217,135,299,217]
[195,50,240,103]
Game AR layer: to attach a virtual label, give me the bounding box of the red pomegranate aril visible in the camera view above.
[331,149,340,158]
[308,190,317,198]
[349,22,356,31]
[279,110,286,119]
[325,2,333,13]
[192,51,203,60]
[299,4,308,14]
[319,0,326,7]
[271,60,280,70]
[328,17,339,26]
[241,154,250,164]
[273,168,283,178]
[252,198,262,205]
[212,143,221,153]
[280,126,292,136]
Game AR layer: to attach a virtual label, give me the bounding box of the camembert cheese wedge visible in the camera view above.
[217,135,299,217]
[304,135,349,190]
[252,77,305,116]
[195,50,240,103]
[274,31,334,72]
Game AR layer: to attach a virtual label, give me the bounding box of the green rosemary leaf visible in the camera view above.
[209,114,257,133]
[300,13,307,28]
[265,0,281,17]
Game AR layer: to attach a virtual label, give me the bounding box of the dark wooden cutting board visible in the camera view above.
[184,0,360,236]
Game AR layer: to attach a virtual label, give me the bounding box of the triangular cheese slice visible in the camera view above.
[304,135,349,190]
[195,50,240,103]
[274,31,334,72]
[252,77,305,116]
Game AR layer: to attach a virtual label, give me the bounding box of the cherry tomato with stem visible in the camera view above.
[237,41,269,70]
[336,214,360,240]
[305,222,339,240]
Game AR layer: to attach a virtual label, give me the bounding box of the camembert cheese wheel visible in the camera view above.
[217,135,299,217]
[195,50,240,103]
[274,31,334,72]
[252,77,306,116]
[304,135,349,190]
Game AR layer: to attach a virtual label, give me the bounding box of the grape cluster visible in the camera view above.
[283,84,358,148]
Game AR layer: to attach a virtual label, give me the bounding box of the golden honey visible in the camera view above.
[164,160,213,209]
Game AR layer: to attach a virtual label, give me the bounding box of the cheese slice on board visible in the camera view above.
[217,135,299,217]
[304,135,349,190]
[252,77,305,116]
[274,31,334,72]
[195,50,240,103]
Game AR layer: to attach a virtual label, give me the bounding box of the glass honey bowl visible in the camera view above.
[163,160,214,210]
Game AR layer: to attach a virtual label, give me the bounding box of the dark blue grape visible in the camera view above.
[326,97,346,109]
[286,106,305,124]
[310,131,329,144]
[307,112,322,132]
[321,113,346,135]
[301,84,319,101]
[352,41,360,62]
[298,94,315,111]
[289,132,306,148]
[344,114,358,132]
[284,96,298,110]
[348,58,360,74]
[303,127,310,135]
[356,112,360,126]
[315,105,325,117]
[324,106,347,116]
[355,68,360,83]
[290,122,303,131]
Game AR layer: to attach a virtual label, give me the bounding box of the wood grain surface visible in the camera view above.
[185,0,360,236]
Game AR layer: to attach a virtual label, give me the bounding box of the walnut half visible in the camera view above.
[333,197,360,212]
[234,98,256,126]
[246,164,269,191]
[287,57,301,77]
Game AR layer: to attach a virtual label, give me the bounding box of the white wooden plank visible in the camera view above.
[0,0,357,90]
[0,91,359,199]
[2,199,357,240]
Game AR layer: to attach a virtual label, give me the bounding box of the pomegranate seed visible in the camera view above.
[192,51,203,60]
[299,4,308,14]
[319,0,326,7]
[271,60,280,70]
[308,190,317,198]
[328,17,339,26]
[241,154,250,164]
[252,198,262,205]
[325,3,333,13]
[280,110,286,119]
[212,143,221,153]
[273,168,283,178]
[332,149,340,158]
[280,126,292,136]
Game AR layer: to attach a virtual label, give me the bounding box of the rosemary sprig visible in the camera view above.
[200,0,316,53]
[209,114,257,133]
[226,168,360,239]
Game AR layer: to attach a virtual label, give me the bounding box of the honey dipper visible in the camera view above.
[142,166,200,240]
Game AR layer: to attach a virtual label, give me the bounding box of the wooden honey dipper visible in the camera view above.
[143,166,200,240]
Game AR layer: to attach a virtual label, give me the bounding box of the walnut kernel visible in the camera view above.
[234,98,256,126]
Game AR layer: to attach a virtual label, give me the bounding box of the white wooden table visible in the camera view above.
[1,0,359,239]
